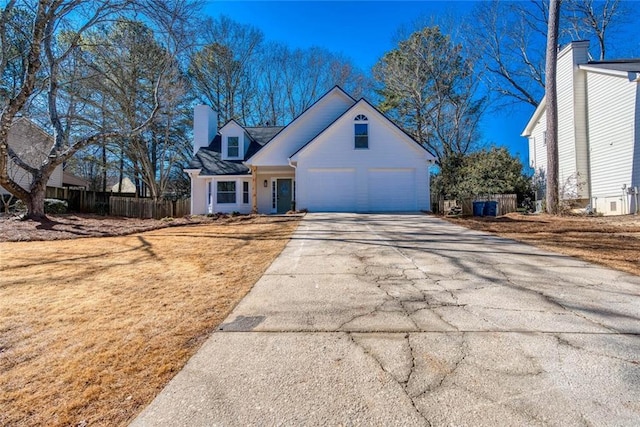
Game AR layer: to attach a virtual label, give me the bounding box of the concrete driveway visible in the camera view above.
[132,213,640,426]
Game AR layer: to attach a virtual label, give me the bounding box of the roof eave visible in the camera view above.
[247,86,356,164]
[521,97,546,137]
[183,168,202,175]
[578,64,631,78]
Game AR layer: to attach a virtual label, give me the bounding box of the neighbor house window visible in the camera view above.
[227,136,239,157]
[243,181,249,204]
[542,131,547,146]
[217,181,236,204]
[354,115,368,149]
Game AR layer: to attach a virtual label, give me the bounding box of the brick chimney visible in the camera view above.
[193,105,217,155]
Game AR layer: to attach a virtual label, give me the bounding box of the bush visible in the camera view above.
[14,198,68,214]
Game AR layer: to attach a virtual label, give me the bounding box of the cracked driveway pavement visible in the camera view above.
[132,213,640,426]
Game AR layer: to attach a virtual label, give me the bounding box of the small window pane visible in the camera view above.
[243,181,249,204]
[355,123,368,149]
[228,137,239,157]
[217,181,236,204]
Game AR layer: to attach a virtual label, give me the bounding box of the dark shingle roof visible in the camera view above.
[245,126,284,158]
[188,126,283,175]
[187,148,250,176]
[585,60,640,73]
[245,126,284,145]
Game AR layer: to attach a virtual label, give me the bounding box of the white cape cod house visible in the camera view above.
[522,41,640,215]
[185,86,435,214]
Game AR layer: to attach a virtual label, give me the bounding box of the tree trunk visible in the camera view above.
[102,141,107,193]
[117,143,124,193]
[545,0,561,215]
[25,178,47,220]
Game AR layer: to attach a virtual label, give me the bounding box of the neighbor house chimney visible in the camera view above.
[193,105,217,155]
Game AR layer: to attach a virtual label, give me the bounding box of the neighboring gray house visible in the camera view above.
[1,118,63,196]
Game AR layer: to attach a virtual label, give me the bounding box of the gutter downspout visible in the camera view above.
[288,158,297,210]
[426,158,435,212]
[183,168,202,215]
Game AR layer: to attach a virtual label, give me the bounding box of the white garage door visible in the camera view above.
[368,168,417,211]
[306,168,356,211]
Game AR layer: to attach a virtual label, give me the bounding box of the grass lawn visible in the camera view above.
[0,216,299,426]
[445,213,640,276]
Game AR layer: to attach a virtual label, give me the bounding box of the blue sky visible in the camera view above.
[203,1,535,164]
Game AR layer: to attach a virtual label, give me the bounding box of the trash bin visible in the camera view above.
[472,201,485,216]
[484,200,498,217]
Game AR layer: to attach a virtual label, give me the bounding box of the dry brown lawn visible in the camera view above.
[0,216,299,426]
[445,213,640,276]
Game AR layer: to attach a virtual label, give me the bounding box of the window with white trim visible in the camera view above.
[354,115,368,149]
[242,181,249,204]
[271,181,276,209]
[227,136,239,157]
[217,181,236,203]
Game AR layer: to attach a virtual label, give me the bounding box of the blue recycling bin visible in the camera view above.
[472,201,485,216]
[484,200,498,217]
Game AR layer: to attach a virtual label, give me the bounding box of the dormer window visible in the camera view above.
[227,136,239,157]
[354,115,368,149]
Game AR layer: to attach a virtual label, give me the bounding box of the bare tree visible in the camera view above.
[374,26,485,163]
[0,0,195,219]
[546,0,561,214]
[77,19,192,200]
[467,0,547,108]
[564,0,625,60]
[188,16,263,126]
[468,0,636,108]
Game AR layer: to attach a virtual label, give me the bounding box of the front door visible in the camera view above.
[276,179,292,214]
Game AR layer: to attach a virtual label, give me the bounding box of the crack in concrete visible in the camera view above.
[348,332,432,425]
[492,264,620,334]
[554,334,640,365]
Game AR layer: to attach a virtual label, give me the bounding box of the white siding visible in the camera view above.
[554,41,591,199]
[528,113,548,173]
[573,68,590,197]
[49,165,63,188]
[295,103,429,212]
[556,46,579,195]
[254,169,295,213]
[587,72,639,214]
[190,175,208,214]
[248,88,355,166]
[189,176,253,215]
[219,121,248,160]
[211,177,253,214]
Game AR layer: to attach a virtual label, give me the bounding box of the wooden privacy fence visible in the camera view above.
[46,187,110,214]
[434,194,518,216]
[109,196,190,219]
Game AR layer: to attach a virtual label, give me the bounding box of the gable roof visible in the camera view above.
[521,97,546,137]
[187,124,284,176]
[523,59,640,137]
[245,126,284,158]
[186,135,249,175]
[289,98,434,161]
[245,86,356,165]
